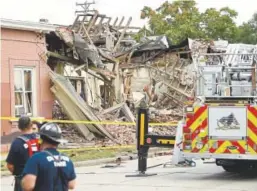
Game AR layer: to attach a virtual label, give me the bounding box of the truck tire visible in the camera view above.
[222,165,240,173]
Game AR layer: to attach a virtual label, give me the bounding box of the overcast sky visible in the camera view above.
[1,0,256,27]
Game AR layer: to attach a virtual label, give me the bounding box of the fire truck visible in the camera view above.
[180,52,257,172]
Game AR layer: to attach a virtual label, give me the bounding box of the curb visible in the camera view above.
[74,150,172,168]
[1,149,172,177]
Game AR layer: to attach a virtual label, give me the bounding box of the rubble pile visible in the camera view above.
[103,124,136,145]
[149,108,183,122]
[53,101,88,143]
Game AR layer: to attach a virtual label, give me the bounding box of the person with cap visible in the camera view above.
[6,116,40,191]
[21,122,76,191]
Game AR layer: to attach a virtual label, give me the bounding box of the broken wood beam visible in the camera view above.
[101,103,125,115]
[49,71,119,143]
[112,17,118,26]
[55,61,65,75]
[77,16,87,34]
[113,17,132,52]
[87,10,99,32]
[121,103,135,122]
[73,64,87,72]
[90,67,116,79]
[50,85,95,140]
[146,66,173,78]
[47,51,114,81]
[46,51,81,65]
[162,82,191,98]
[118,26,141,30]
[117,16,124,28]
[87,70,107,82]
[162,92,184,106]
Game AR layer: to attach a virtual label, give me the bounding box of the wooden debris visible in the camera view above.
[49,71,119,143]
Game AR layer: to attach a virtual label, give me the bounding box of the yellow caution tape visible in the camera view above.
[0,117,178,126]
[59,145,135,152]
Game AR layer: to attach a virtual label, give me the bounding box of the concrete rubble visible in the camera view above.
[44,2,257,145]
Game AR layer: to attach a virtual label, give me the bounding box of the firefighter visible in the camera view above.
[21,122,76,191]
[6,116,40,191]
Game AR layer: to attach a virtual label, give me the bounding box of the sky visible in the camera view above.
[1,0,256,27]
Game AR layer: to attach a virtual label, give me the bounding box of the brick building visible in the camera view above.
[1,19,56,139]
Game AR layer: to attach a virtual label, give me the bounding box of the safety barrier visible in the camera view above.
[0,117,178,126]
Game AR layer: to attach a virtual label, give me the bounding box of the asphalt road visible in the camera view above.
[1,156,257,191]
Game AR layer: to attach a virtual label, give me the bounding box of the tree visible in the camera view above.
[140,1,203,44]
[138,0,240,43]
[236,13,257,44]
[201,7,238,42]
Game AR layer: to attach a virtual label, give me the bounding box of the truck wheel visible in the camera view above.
[222,165,239,173]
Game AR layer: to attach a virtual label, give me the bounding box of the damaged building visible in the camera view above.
[1,3,257,149]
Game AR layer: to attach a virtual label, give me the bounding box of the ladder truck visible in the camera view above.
[180,52,257,173]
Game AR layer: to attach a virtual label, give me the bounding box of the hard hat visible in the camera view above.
[196,96,205,103]
[39,122,66,144]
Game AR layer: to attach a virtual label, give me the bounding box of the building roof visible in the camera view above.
[0,18,57,32]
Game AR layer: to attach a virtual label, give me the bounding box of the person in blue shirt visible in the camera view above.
[21,122,76,191]
[6,116,40,191]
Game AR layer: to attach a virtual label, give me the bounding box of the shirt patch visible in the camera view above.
[46,155,70,162]
[31,144,38,152]
[23,144,28,149]
[54,161,67,167]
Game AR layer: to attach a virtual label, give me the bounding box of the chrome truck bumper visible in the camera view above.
[182,152,257,160]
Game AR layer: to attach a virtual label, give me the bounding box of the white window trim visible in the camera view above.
[14,67,37,117]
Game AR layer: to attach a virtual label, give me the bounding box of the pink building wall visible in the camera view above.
[1,28,54,136]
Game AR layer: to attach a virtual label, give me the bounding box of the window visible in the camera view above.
[14,67,35,117]
[67,76,86,101]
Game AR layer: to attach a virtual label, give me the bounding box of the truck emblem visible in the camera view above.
[227,145,238,150]
[216,113,240,130]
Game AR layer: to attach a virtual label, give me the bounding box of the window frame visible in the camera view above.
[14,67,37,117]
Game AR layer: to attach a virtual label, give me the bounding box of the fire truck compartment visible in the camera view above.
[208,106,247,140]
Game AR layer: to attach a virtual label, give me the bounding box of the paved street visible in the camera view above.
[1,156,257,191]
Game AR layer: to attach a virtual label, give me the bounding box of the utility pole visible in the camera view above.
[75,0,96,15]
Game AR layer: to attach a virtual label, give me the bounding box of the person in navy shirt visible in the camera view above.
[6,116,40,191]
[21,122,76,191]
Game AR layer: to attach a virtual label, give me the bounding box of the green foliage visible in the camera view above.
[236,13,257,44]
[138,0,256,44]
[201,7,238,42]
